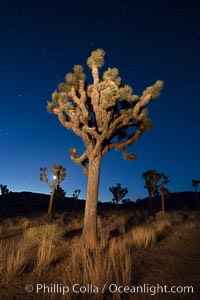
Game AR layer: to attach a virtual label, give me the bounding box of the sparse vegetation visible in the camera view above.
[0,207,200,299]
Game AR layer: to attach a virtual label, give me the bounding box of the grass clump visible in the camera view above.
[130,225,156,249]
[0,239,32,280]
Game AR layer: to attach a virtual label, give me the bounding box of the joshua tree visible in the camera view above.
[40,165,66,215]
[73,189,81,209]
[157,174,169,212]
[73,189,81,199]
[160,186,169,212]
[142,170,169,210]
[109,183,128,209]
[0,184,9,195]
[192,179,200,206]
[142,170,163,210]
[47,49,164,245]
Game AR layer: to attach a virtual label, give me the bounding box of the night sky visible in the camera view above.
[1,0,200,202]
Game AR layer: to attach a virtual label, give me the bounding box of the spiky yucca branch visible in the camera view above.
[47,49,164,173]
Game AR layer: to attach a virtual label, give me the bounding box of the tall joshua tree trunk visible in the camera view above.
[48,188,56,215]
[83,156,101,246]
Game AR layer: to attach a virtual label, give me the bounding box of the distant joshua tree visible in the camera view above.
[40,165,66,215]
[109,183,128,209]
[73,189,81,199]
[142,170,169,211]
[142,170,163,210]
[47,48,164,245]
[160,186,169,212]
[73,189,81,209]
[192,179,200,206]
[0,184,9,195]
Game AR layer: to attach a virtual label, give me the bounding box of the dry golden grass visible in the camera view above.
[2,209,196,299]
[25,223,63,243]
[153,218,172,238]
[0,222,65,281]
[0,238,31,280]
[36,238,55,272]
[60,233,131,300]
[129,225,156,249]
[25,223,63,274]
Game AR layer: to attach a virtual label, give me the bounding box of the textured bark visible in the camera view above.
[82,156,101,246]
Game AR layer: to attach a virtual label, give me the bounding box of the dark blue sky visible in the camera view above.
[0,0,200,201]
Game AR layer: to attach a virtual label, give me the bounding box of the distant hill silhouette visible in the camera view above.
[0,191,85,216]
[136,191,200,210]
[0,190,199,217]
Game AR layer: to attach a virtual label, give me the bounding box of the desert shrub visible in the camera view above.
[135,210,142,218]
[183,220,198,229]
[36,237,55,272]
[62,235,131,299]
[24,223,63,274]
[0,239,32,280]
[130,225,156,248]
[2,218,14,233]
[187,210,200,220]
[25,223,63,244]
[153,219,172,238]
[109,238,131,284]
[18,217,31,230]
[170,212,183,225]
[155,210,170,221]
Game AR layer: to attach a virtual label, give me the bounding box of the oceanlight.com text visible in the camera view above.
[25,283,194,296]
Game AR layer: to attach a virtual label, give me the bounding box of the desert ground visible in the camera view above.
[0,196,200,299]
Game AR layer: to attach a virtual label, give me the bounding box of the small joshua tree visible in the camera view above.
[47,48,164,245]
[160,186,169,212]
[142,170,169,211]
[157,174,169,212]
[73,189,81,199]
[192,179,200,206]
[0,184,9,195]
[40,165,66,215]
[73,189,81,209]
[142,170,163,210]
[109,183,128,209]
